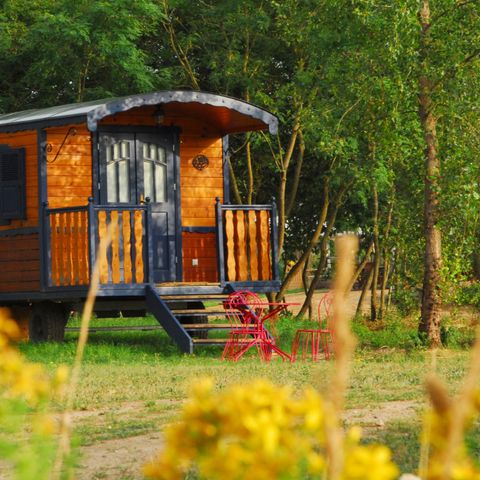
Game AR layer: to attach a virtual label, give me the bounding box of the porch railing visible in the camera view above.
[215,198,280,285]
[45,200,152,288]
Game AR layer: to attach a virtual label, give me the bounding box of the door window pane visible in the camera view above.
[106,140,131,203]
[155,162,167,203]
[143,143,167,203]
[144,160,154,201]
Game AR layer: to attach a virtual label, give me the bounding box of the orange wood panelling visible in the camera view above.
[179,136,223,227]
[182,232,218,283]
[49,211,89,286]
[223,209,272,282]
[0,234,40,292]
[46,124,93,208]
[0,130,38,231]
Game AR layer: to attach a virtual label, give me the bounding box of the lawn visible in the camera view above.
[17,313,480,478]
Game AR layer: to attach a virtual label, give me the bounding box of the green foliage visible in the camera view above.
[454,283,480,308]
[351,316,425,351]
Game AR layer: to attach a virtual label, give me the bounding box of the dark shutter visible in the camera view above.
[0,146,26,220]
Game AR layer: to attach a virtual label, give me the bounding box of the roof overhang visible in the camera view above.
[0,91,278,135]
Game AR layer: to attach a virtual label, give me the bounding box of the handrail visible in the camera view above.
[219,204,274,211]
[46,205,88,215]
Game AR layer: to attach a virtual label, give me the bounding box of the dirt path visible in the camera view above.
[77,432,163,480]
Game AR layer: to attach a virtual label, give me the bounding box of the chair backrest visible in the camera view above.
[317,291,333,329]
[223,290,265,327]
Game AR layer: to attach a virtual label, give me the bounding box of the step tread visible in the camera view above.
[192,338,252,344]
[162,295,230,301]
[66,325,161,333]
[183,323,231,329]
[172,310,227,316]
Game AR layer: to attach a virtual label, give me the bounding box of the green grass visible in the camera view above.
[16,313,480,475]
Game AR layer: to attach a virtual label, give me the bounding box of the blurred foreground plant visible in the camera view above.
[143,378,398,480]
[0,307,68,479]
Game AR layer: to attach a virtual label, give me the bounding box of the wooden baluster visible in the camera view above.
[65,212,72,285]
[50,213,59,286]
[236,210,248,281]
[111,210,120,284]
[78,210,86,284]
[58,213,66,285]
[98,210,109,283]
[72,211,80,285]
[225,210,236,281]
[134,210,144,283]
[123,211,132,283]
[265,211,272,279]
[248,210,258,281]
[258,210,270,280]
[78,211,84,284]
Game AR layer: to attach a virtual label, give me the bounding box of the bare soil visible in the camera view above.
[77,432,163,480]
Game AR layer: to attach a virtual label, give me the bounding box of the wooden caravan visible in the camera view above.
[0,91,279,352]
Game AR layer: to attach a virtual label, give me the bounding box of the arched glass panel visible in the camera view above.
[142,143,167,203]
[106,140,131,203]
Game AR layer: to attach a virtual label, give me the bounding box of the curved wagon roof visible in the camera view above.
[0,91,278,135]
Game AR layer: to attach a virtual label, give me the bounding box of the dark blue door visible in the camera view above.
[99,131,178,283]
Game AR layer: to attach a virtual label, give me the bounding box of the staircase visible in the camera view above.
[145,285,234,353]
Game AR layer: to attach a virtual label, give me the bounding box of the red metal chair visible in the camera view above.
[291,291,335,361]
[221,290,291,362]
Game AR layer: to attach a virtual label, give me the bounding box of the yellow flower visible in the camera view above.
[343,444,399,480]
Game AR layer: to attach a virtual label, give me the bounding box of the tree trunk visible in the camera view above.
[246,139,254,204]
[296,196,343,318]
[379,200,394,319]
[379,257,390,318]
[418,0,442,347]
[347,240,374,292]
[227,157,242,204]
[356,266,374,317]
[285,130,305,219]
[276,182,330,301]
[277,124,301,259]
[370,183,380,321]
[302,252,313,319]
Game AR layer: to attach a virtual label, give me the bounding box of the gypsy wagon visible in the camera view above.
[0,91,279,352]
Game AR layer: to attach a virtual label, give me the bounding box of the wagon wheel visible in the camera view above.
[29,302,70,343]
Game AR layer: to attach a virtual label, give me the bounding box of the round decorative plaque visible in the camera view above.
[192,154,209,170]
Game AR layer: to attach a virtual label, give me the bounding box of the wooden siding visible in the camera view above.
[0,130,38,231]
[182,232,218,282]
[0,233,40,292]
[46,124,93,208]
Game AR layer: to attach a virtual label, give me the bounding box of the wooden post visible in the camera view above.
[43,201,51,288]
[146,199,154,284]
[215,197,226,286]
[271,198,280,282]
[87,197,96,280]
